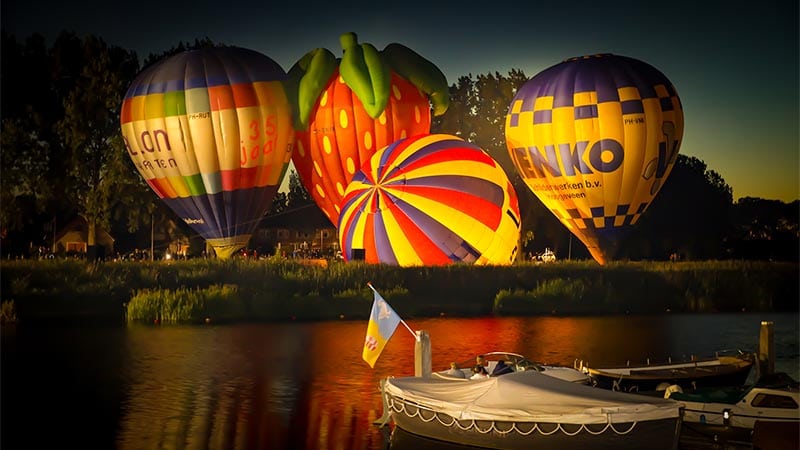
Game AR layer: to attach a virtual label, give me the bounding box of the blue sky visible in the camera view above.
[3,0,798,201]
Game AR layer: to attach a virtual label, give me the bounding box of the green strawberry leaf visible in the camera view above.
[382,43,450,116]
[339,32,391,119]
[284,47,337,131]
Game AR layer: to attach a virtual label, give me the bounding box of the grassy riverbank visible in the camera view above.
[1,258,797,324]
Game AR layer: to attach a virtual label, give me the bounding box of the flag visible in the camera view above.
[362,286,402,368]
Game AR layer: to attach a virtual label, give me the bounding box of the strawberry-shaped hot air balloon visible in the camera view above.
[284,32,450,226]
[120,47,294,259]
[505,54,683,265]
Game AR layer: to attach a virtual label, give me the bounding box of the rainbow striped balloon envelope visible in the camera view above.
[120,47,294,259]
[338,134,521,266]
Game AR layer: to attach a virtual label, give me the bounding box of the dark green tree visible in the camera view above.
[55,35,140,256]
[141,37,218,69]
[0,118,51,232]
[727,197,799,261]
[286,169,313,209]
[433,70,528,172]
[624,155,734,260]
[0,32,60,234]
[269,191,288,216]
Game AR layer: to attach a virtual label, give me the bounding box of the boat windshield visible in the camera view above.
[451,352,544,374]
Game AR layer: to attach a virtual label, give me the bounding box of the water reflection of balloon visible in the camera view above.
[338,134,521,266]
[286,32,450,226]
[505,54,683,265]
[120,47,293,259]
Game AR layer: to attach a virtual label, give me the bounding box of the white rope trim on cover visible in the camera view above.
[387,396,638,437]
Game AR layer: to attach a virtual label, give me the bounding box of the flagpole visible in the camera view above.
[367,282,418,340]
[401,319,417,340]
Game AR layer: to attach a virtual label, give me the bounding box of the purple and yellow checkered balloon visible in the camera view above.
[505,54,684,265]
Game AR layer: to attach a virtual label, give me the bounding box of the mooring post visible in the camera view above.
[415,330,431,377]
[758,321,774,377]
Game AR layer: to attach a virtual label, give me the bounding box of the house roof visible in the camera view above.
[55,216,115,242]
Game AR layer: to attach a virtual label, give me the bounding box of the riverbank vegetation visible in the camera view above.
[1,258,796,324]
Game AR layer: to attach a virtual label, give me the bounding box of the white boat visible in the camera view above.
[436,351,591,384]
[667,372,799,431]
[382,370,683,450]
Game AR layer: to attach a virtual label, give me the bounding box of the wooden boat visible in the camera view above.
[437,351,591,384]
[381,370,683,450]
[667,372,799,439]
[577,350,755,393]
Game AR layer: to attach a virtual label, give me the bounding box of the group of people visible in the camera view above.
[445,355,515,379]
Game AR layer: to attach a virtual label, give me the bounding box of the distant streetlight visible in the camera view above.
[150,213,154,262]
[568,234,572,260]
[52,216,56,254]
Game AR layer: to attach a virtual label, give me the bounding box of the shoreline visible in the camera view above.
[1,259,797,324]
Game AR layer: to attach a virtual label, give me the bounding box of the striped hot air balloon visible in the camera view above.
[120,47,294,259]
[505,54,684,265]
[338,134,521,266]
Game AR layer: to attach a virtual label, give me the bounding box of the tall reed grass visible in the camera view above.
[126,284,243,324]
[1,258,796,323]
[1,300,17,323]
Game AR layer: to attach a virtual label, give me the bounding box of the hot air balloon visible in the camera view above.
[504,54,683,265]
[120,47,293,259]
[285,32,450,226]
[338,134,521,266]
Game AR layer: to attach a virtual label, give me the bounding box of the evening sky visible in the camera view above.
[3,0,798,201]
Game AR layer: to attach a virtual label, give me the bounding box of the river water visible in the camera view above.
[2,313,798,449]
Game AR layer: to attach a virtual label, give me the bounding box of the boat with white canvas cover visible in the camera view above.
[381,370,683,450]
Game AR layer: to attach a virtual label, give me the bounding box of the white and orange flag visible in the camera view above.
[363,283,402,368]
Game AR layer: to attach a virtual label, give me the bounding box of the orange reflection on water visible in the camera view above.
[301,321,390,450]
[115,315,783,450]
[398,316,605,369]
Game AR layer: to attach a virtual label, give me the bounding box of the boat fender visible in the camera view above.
[655,382,672,392]
[664,384,683,399]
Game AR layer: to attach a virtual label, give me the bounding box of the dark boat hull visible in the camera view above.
[589,363,753,393]
[387,394,681,450]
[585,358,754,392]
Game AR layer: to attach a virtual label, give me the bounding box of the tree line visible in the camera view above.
[1,31,797,261]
